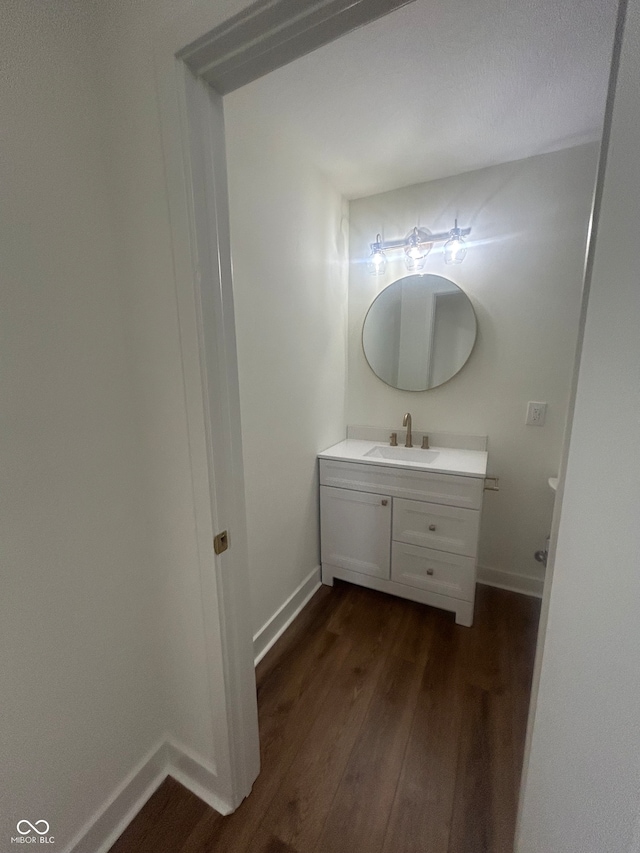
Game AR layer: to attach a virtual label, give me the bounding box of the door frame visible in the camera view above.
[153,0,417,810]
[154,50,259,809]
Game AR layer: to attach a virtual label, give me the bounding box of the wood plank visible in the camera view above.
[313,654,423,853]
[504,590,541,781]
[380,612,462,853]
[247,587,405,853]
[108,777,210,853]
[447,682,518,853]
[388,596,437,665]
[259,836,300,853]
[464,584,506,694]
[325,580,395,637]
[447,586,525,853]
[448,683,493,853]
[180,628,353,853]
[255,583,340,687]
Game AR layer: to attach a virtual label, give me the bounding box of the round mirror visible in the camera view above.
[362,274,477,391]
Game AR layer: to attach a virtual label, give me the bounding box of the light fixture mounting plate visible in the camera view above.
[405,227,433,250]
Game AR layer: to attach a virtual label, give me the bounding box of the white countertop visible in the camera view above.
[318,439,488,479]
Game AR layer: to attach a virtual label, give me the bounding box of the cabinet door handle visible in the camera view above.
[428,524,436,531]
[426,568,434,576]
[381,499,388,506]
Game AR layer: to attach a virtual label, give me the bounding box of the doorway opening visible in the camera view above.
[144,0,619,846]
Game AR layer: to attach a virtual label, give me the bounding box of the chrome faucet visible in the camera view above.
[402,412,413,447]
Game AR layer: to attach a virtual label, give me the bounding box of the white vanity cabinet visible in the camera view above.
[319,456,485,626]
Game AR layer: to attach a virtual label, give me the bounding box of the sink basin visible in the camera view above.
[363,445,440,464]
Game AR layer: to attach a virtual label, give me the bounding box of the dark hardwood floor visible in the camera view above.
[109,582,540,853]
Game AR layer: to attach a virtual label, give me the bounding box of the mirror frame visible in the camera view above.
[361,274,478,392]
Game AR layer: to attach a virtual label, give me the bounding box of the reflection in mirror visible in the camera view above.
[362,274,477,391]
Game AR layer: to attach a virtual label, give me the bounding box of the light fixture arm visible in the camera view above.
[369,226,471,253]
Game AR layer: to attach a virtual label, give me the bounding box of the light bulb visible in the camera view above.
[443,220,467,265]
[443,236,466,264]
[367,240,386,275]
[404,227,427,271]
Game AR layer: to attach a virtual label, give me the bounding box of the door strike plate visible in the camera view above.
[213,530,229,555]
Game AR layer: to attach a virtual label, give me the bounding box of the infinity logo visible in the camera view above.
[16,820,50,836]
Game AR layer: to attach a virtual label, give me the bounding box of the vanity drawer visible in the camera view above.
[391,542,476,602]
[392,498,480,557]
[319,459,483,510]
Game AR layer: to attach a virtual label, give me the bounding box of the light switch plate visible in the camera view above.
[526,401,547,426]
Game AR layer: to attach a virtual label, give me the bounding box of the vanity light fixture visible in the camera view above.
[443,219,468,265]
[367,234,387,275]
[367,220,471,275]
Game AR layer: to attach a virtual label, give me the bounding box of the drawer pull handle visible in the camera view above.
[428,524,437,531]
[426,568,434,576]
[381,499,388,506]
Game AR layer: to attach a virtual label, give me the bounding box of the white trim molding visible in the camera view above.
[163,738,234,815]
[65,738,233,853]
[253,567,322,665]
[154,19,262,811]
[477,566,544,598]
[179,0,419,94]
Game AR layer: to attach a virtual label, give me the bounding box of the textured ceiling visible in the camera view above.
[224,0,618,199]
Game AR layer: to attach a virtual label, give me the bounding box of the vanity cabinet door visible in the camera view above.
[320,486,391,579]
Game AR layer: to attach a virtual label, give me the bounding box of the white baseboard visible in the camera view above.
[477,565,544,598]
[65,738,233,853]
[164,738,232,815]
[253,566,321,666]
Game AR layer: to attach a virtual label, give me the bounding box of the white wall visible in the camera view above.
[224,100,348,639]
[0,1,165,846]
[348,145,599,592]
[2,0,265,847]
[517,1,640,848]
